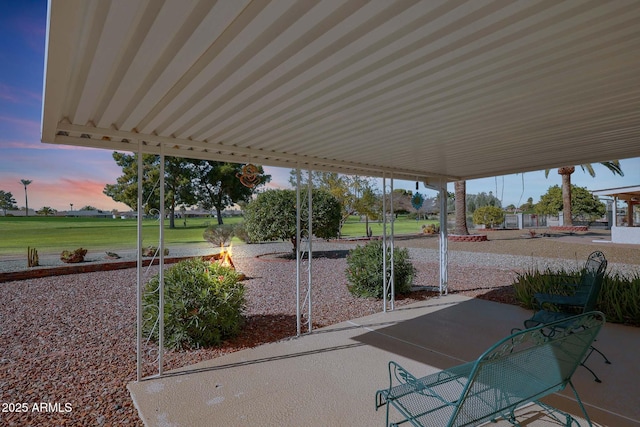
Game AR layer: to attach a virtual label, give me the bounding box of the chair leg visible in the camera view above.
[579,344,611,383]
[589,345,612,364]
[580,361,602,383]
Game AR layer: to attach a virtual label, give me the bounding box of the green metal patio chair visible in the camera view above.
[523,250,610,382]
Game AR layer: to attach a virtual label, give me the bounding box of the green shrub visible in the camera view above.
[142,258,245,350]
[243,188,341,251]
[345,240,416,298]
[203,224,234,247]
[472,206,505,228]
[512,267,640,326]
[232,222,252,244]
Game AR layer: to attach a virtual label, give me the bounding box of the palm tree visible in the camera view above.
[37,206,55,216]
[20,179,32,217]
[454,181,469,235]
[545,162,623,226]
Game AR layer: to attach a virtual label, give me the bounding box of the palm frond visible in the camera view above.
[600,160,624,176]
[579,164,596,177]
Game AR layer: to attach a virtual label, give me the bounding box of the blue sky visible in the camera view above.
[1,1,638,212]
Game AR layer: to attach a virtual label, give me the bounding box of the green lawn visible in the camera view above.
[0,215,436,256]
[339,215,437,237]
[0,216,242,255]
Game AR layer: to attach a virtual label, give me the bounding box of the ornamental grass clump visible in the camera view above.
[512,267,640,326]
[598,271,640,325]
[142,258,245,350]
[345,240,416,298]
[203,224,234,247]
[512,267,581,309]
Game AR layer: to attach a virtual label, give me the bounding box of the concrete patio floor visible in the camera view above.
[128,295,639,427]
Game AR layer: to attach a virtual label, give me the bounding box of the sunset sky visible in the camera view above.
[1,1,638,213]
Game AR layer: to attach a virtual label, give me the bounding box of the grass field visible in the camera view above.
[0,215,437,256]
[340,215,437,237]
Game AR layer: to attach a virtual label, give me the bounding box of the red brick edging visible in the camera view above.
[448,234,488,242]
[0,254,220,283]
[549,226,588,232]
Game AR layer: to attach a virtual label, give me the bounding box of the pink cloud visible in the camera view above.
[13,12,46,54]
[0,84,41,106]
[0,115,41,138]
[0,176,129,212]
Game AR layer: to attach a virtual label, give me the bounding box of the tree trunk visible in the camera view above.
[558,166,575,226]
[216,207,224,225]
[454,181,469,235]
[169,199,176,229]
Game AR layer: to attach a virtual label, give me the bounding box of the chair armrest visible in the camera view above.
[534,292,586,309]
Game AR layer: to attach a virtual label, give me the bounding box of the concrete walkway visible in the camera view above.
[128,295,639,427]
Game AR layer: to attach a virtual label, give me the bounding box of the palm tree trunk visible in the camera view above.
[558,166,575,226]
[454,181,469,235]
[24,187,29,217]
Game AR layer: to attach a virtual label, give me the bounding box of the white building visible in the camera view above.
[592,186,640,245]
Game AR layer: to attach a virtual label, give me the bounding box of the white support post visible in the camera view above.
[158,145,165,375]
[307,168,313,333]
[438,183,448,295]
[390,174,395,311]
[136,142,143,382]
[295,168,301,336]
[382,174,387,312]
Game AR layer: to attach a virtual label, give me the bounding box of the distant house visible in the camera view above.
[1,209,36,217]
[592,185,640,245]
[59,210,113,218]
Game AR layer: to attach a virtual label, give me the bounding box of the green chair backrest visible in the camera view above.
[449,311,605,427]
[579,251,607,312]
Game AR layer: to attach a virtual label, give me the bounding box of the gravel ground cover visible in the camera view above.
[1,232,638,426]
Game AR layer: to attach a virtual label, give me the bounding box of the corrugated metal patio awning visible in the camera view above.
[42,0,640,182]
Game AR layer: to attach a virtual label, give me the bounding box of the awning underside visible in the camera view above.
[42,0,640,181]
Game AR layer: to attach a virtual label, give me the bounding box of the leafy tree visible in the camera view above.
[353,186,381,236]
[0,191,17,215]
[79,205,97,211]
[384,189,413,214]
[243,188,341,252]
[519,197,535,213]
[104,153,197,228]
[37,206,56,216]
[467,191,501,213]
[472,206,505,228]
[165,157,198,228]
[189,160,270,225]
[535,185,606,222]
[545,162,623,226]
[290,171,378,235]
[104,153,161,213]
